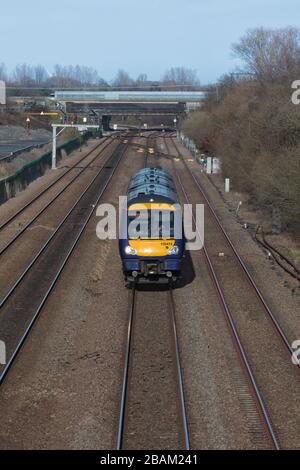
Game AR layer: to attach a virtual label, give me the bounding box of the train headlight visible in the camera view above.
[125,245,137,255]
[167,245,179,255]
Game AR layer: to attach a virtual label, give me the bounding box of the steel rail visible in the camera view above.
[144,132,154,168]
[168,286,190,450]
[176,171,280,451]
[117,287,136,450]
[0,136,113,232]
[144,136,149,168]
[164,135,280,450]
[0,140,129,385]
[123,135,173,164]
[0,137,116,256]
[170,136,299,366]
[116,287,190,450]
[117,134,190,448]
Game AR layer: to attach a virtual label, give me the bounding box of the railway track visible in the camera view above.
[143,131,159,168]
[170,136,299,366]
[117,285,189,450]
[0,137,120,301]
[144,134,150,168]
[0,138,130,385]
[164,134,300,449]
[0,136,115,233]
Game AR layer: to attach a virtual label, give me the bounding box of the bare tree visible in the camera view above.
[72,64,99,85]
[135,73,148,87]
[162,67,199,88]
[50,64,101,87]
[34,65,49,86]
[232,27,300,82]
[12,64,35,86]
[0,63,7,81]
[51,64,69,87]
[112,69,134,87]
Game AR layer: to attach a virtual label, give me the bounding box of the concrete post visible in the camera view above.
[206,157,212,174]
[225,178,230,192]
[52,126,57,169]
[0,80,6,106]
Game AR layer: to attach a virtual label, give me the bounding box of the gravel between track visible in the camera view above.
[0,135,298,449]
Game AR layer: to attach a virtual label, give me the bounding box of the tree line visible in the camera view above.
[182,27,300,235]
[0,64,200,90]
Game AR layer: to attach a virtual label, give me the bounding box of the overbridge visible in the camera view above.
[53,90,205,129]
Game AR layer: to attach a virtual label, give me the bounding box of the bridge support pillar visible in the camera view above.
[102,115,112,131]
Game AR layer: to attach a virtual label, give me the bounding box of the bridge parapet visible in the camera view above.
[54,90,205,103]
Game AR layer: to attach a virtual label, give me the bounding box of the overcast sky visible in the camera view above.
[1,0,299,84]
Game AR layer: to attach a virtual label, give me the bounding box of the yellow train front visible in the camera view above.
[119,168,184,284]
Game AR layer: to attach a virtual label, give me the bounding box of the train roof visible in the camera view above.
[127,167,178,205]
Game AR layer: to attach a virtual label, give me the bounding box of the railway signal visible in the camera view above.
[25,117,31,135]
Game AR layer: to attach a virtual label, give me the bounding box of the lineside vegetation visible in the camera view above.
[182,27,300,236]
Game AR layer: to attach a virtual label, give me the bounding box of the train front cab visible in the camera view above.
[120,202,184,284]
